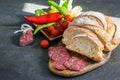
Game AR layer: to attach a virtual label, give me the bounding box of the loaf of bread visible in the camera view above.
[62,11,120,61]
[48,11,120,77]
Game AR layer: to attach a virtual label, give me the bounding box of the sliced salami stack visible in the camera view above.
[48,46,87,71]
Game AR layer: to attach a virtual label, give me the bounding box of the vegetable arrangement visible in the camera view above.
[23,0,82,48]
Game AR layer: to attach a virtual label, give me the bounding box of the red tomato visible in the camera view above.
[64,15,73,22]
[47,26,54,33]
[63,21,70,29]
[51,29,60,37]
[56,26,64,34]
[40,39,50,48]
[59,20,70,29]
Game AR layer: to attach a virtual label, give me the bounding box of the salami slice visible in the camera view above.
[53,61,67,71]
[51,52,61,61]
[48,46,70,62]
[70,59,87,71]
[48,46,64,58]
[48,47,57,57]
[57,54,71,64]
[48,46,71,70]
[64,57,79,69]
[78,59,88,69]
[53,56,70,70]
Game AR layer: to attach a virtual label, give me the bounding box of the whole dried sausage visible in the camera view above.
[19,30,33,46]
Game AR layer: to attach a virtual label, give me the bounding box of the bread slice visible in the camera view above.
[79,24,113,51]
[105,16,116,40]
[109,17,120,50]
[62,27,104,50]
[66,34,104,62]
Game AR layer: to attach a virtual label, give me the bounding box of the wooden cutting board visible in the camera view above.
[48,17,120,77]
[34,17,120,77]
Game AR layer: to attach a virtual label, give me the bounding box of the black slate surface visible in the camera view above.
[0,0,120,80]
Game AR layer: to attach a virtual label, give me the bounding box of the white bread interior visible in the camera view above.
[66,34,104,62]
[62,27,104,50]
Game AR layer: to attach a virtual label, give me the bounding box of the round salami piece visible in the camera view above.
[53,61,67,71]
[51,52,61,61]
[64,57,79,69]
[48,47,56,58]
[48,46,71,62]
[69,58,88,71]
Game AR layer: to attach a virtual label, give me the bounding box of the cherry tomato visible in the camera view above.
[56,26,64,34]
[47,26,54,33]
[64,15,73,22]
[40,39,50,48]
[51,29,60,37]
[62,21,69,29]
[59,20,70,29]
[53,23,60,29]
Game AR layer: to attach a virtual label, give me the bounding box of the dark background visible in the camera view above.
[0,0,120,80]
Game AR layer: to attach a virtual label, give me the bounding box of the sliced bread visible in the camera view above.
[62,27,104,50]
[66,34,104,61]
